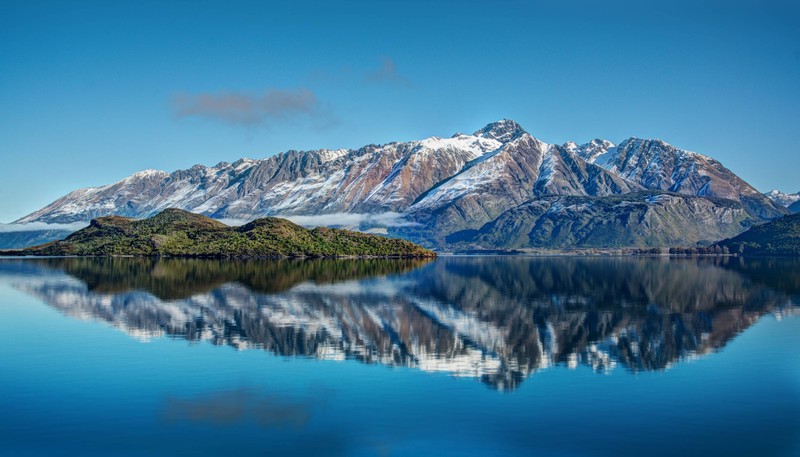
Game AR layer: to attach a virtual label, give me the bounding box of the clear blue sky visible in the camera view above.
[1,0,798,222]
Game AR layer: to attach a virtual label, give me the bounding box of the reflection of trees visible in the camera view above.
[418,257,790,313]
[4,256,797,391]
[22,257,432,299]
[714,257,800,301]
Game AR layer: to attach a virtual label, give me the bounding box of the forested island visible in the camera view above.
[0,209,435,258]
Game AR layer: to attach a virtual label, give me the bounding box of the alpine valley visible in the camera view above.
[6,120,791,251]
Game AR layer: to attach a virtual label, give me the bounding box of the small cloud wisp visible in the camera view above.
[172,88,335,128]
[365,57,412,87]
[0,222,88,233]
[216,212,418,230]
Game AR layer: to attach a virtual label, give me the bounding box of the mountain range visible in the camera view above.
[8,120,791,250]
[766,190,800,213]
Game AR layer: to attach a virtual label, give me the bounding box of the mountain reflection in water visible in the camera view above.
[1,256,797,390]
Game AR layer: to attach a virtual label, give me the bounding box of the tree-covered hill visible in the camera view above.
[714,213,800,256]
[1,208,435,258]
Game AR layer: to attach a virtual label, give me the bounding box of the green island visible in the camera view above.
[0,208,436,258]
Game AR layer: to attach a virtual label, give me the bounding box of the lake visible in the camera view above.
[0,256,798,456]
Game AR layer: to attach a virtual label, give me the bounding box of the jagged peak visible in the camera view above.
[563,138,615,150]
[588,138,615,148]
[617,137,675,150]
[616,137,711,160]
[129,169,169,179]
[474,119,527,143]
[563,138,616,164]
[314,148,349,163]
[764,189,800,207]
[232,157,256,169]
[766,189,800,197]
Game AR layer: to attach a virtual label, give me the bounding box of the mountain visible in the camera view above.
[714,213,800,256]
[397,124,643,246]
[443,192,752,249]
[4,209,435,258]
[13,120,786,249]
[766,190,800,213]
[0,229,76,249]
[572,137,786,219]
[15,134,505,224]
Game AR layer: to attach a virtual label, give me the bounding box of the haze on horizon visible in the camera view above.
[1,0,798,223]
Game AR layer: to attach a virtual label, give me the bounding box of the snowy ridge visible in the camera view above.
[535,144,557,188]
[564,139,616,164]
[15,120,519,225]
[12,119,785,247]
[765,189,800,207]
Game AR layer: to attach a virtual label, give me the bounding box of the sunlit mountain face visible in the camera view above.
[1,256,797,390]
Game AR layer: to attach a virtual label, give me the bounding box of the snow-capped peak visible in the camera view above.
[129,169,169,179]
[474,119,527,143]
[617,137,708,160]
[563,139,616,164]
[765,189,800,207]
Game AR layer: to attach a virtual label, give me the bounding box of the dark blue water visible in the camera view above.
[0,256,798,456]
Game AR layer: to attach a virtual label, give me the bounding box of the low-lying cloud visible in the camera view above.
[172,87,336,128]
[0,222,88,233]
[281,212,418,229]
[216,212,418,230]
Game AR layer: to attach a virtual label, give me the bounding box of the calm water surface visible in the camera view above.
[0,256,798,456]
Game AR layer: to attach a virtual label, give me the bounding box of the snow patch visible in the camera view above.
[316,149,349,163]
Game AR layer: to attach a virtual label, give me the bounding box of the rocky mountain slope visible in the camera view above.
[440,192,752,249]
[5,209,434,258]
[0,229,75,250]
[11,120,786,249]
[568,137,785,219]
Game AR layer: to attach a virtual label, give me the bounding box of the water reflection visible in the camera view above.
[1,256,797,390]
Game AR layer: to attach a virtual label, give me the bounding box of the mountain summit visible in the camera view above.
[13,120,787,250]
[473,119,527,143]
[765,190,800,214]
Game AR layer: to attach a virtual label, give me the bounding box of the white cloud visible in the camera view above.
[0,222,88,233]
[279,212,418,228]
[215,218,250,227]
[215,212,418,230]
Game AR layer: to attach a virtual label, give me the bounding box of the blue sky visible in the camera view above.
[1,0,799,222]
